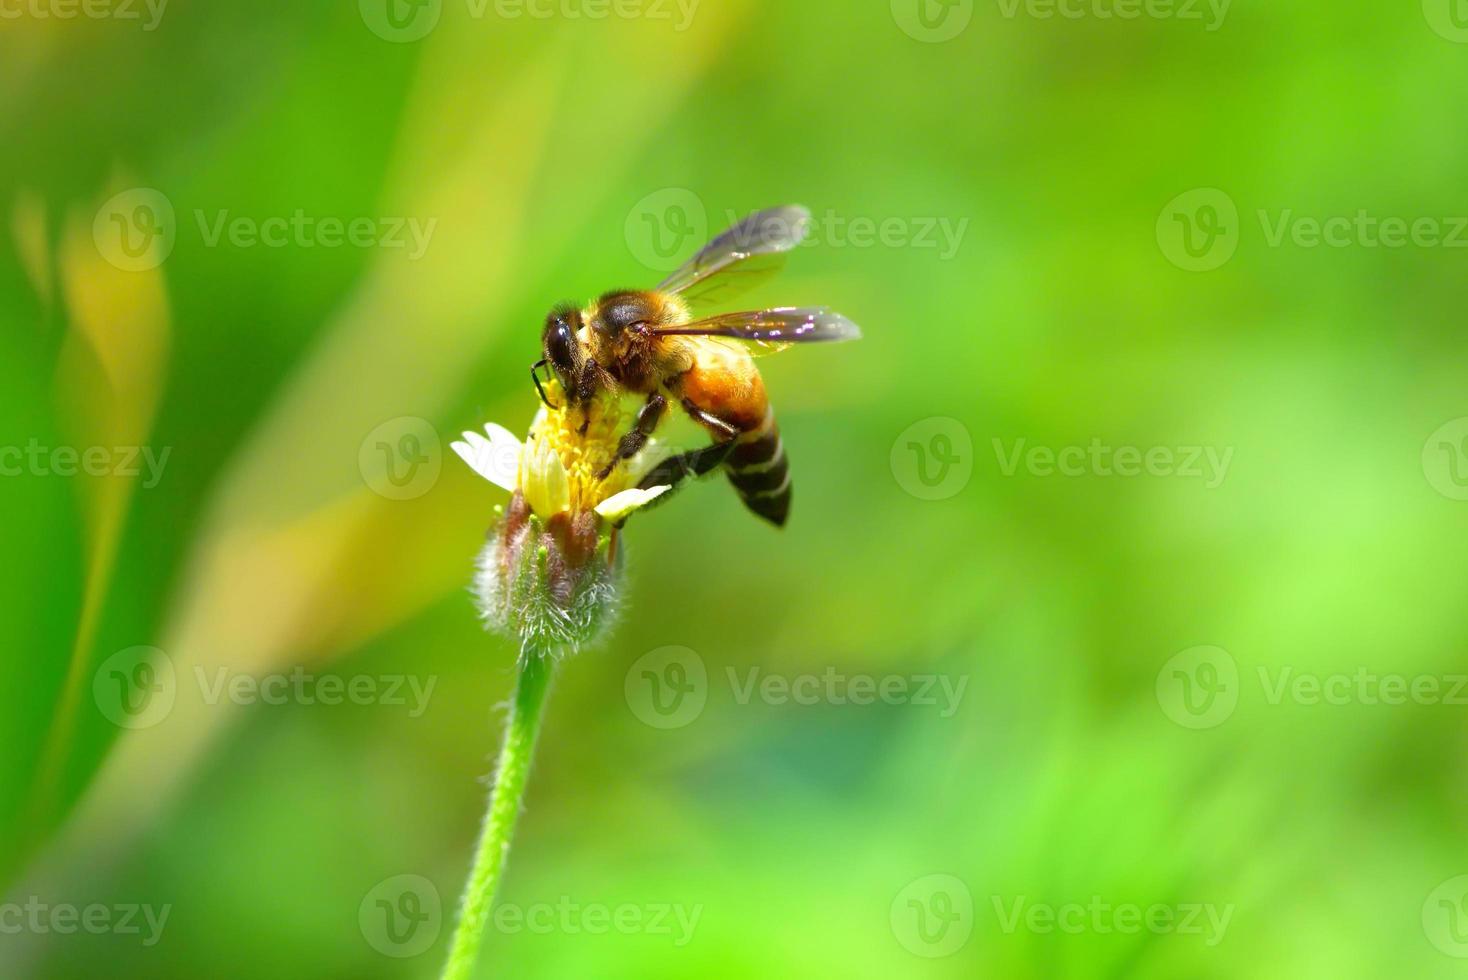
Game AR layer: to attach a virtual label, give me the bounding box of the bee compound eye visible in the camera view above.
[548,321,576,363]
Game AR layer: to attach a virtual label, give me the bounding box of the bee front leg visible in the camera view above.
[595,392,666,481]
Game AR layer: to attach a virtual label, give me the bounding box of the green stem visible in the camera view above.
[441,655,553,980]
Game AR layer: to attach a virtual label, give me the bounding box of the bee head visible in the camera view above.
[539,303,586,404]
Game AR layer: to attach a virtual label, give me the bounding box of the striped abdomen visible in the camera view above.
[725,408,790,527]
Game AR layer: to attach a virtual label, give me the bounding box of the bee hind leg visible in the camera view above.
[618,438,738,526]
[613,397,740,524]
[636,438,737,490]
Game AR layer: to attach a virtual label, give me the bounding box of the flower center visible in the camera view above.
[525,382,635,511]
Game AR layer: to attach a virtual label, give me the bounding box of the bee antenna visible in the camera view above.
[530,359,560,410]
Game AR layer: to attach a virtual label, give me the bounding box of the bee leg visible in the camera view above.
[628,439,738,521]
[679,398,740,441]
[645,398,741,485]
[633,401,740,492]
[615,399,741,524]
[596,392,666,480]
[616,436,738,528]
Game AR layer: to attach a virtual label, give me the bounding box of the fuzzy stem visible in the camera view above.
[441,655,554,980]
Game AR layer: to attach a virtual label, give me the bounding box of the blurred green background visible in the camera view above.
[4,0,1468,976]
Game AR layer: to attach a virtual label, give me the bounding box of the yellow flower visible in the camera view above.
[449,381,678,659]
[452,381,671,524]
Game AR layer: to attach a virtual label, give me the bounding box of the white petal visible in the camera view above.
[594,485,671,522]
[481,421,520,447]
[451,422,521,493]
[522,439,570,516]
[540,442,570,513]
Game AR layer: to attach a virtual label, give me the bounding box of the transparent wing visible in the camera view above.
[655,307,861,356]
[657,205,811,308]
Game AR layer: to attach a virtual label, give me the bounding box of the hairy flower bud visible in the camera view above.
[453,384,675,660]
[473,493,623,661]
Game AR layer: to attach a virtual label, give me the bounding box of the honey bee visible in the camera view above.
[532,205,861,526]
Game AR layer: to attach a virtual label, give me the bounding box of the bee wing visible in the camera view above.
[654,306,861,356]
[656,205,811,308]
